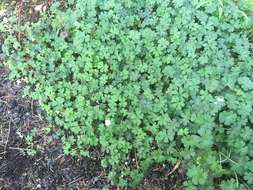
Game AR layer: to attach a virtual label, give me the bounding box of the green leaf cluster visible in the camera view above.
[2,0,253,188]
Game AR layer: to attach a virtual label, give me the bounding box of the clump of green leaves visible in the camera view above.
[2,0,253,189]
[24,128,39,156]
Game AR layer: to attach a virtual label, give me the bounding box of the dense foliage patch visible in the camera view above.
[2,0,253,189]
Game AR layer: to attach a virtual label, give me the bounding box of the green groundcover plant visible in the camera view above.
[2,0,253,189]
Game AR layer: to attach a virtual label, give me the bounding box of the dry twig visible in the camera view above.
[165,160,181,177]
